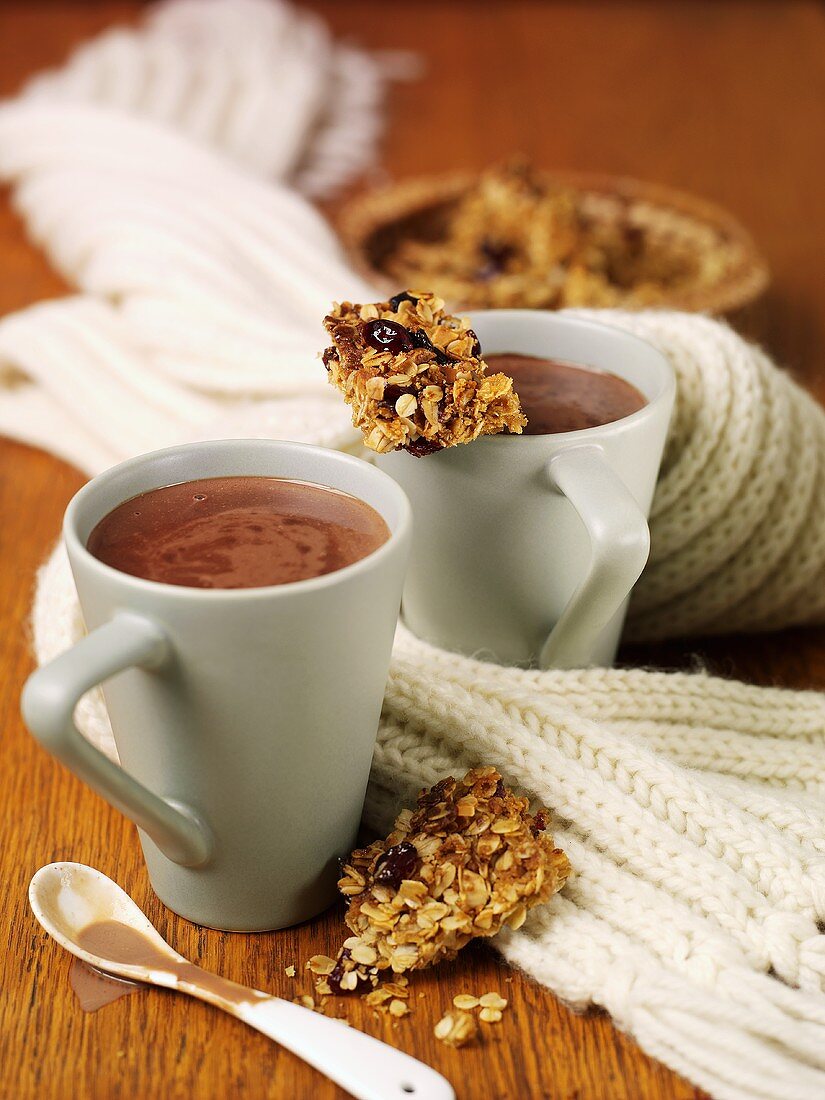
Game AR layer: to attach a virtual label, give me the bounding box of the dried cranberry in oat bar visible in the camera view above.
[322,291,526,455]
[323,768,570,995]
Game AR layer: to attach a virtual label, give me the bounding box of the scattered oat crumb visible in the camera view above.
[479,992,508,1011]
[389,998,410,1018]
[364,988,393,1007]
[479,1007,503,1024]
[387,985,413,1003]
[295,995,315,1010]
[453,994,480,1010]
[284,965,296,978]
[434,1010,478,1048]
[306,955,336,975]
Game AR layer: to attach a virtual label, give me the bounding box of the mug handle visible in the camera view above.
[540,444,650,670]
[21,612,212,867]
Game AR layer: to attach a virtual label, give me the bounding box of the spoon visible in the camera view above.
[30,863,454,1100]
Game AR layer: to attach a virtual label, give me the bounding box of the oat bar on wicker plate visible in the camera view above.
[322,291,526,455]
[313,768,570,997]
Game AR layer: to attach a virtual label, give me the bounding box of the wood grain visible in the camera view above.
[1,2,824,1098]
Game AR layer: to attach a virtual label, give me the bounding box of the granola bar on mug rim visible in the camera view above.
[322,291,526,455]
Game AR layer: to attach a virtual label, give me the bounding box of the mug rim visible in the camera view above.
[64,438,412,600]
[467,309,676,444]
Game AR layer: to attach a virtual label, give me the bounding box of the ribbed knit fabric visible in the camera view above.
[19,0,399,198]
[4,5,825,1097]
[587,310,825,640]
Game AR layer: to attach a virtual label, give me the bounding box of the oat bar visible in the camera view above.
[322,291,525,455]
[385,161,739,310]
[318,768,570,995]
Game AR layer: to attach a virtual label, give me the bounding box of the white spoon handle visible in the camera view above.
[234,996,454,1100]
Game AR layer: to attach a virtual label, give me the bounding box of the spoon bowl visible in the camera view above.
[30,862,185,984]
[30,862,455,1100]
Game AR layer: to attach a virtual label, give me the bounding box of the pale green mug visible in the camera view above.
[22,439,411,931]
[379,311,675,669]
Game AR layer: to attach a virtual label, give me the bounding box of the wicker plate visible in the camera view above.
[337,170,770,315]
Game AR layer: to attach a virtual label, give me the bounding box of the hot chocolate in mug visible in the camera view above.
[22,440,411,931]
[378,312,675,669]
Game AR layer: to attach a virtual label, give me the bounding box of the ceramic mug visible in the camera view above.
[378,311,675,669]
[22,440,411,931]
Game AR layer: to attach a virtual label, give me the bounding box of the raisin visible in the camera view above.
[467,328,482,358]
[326,949,371,995]
[389,290,418,311]
[410,327,452,366]
[405,437,444,458]
[477,239,515,280]
[531,810,548,836]
[326,949,350,993]
[363,319,413,355]
[373,841,418,888]
[322,346,337,371]
[481,239,515,265]
[623,224,645,253]
[381,384,410,407]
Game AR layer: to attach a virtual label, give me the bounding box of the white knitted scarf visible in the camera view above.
[4,4,825,1098]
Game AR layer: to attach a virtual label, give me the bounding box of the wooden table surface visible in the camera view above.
[2,2,824,1098]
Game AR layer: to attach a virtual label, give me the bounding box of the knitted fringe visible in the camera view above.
[20,0,393,199]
